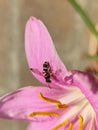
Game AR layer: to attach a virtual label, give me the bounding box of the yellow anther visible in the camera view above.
[57,104,68,109]
[39,92,61,104]
[78,115,84,130]
[52,119,68,130]
[68,123,72,130]
[39,92,68,109]
[29,111,60,117]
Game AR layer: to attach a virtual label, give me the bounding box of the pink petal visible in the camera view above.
[27,108,97,130]
[27,119,58,130]
[0,86,66,122]
[25,17,67,85]
[71,70,98,126]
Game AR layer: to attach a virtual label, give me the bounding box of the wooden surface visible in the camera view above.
[0,0,98,129]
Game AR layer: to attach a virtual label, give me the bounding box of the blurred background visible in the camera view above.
[0,0,98,129]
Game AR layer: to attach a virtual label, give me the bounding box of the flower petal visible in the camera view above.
[71,70,98,126]
[26,85,96,130]
[25,17,67,85]
[0,86,66,122]
[27,119,58,130]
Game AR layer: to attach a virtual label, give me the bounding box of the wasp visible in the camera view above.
[30,61,52,83]
[43,61,52,83]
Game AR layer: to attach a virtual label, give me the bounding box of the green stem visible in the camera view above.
[68,0,98,39]
[87,54,98,60]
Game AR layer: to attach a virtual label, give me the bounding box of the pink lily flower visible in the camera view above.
[0,16,98,130]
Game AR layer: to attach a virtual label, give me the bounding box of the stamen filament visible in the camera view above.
[68,123,73,130]
[39,92,68,109]
[78,115,84,130]
[90,116,95,130]
[29,111,60,117]
[52,119,68,130]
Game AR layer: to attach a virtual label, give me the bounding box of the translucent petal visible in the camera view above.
[25,17,67,86]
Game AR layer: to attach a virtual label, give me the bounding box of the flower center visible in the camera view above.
[29,89,96,130]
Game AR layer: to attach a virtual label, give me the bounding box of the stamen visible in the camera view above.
[68,123,72,130]
[78,115,84,130]
[39,92,68,109]
[29,111,59,117]
[52,119,68,130]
